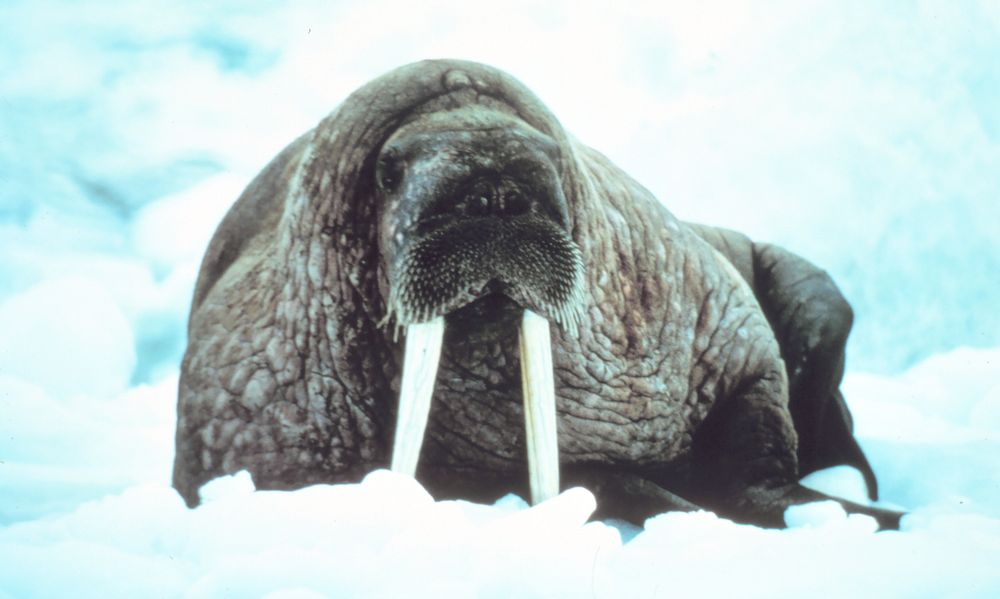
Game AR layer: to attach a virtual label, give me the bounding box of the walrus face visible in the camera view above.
[374,110,585,503]
[377,115,584,334]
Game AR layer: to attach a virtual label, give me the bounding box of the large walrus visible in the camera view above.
[174,59,903,529]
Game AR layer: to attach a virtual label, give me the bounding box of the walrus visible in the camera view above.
[173,59,903,529]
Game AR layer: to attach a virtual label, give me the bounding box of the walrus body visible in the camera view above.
[174,59,900,528]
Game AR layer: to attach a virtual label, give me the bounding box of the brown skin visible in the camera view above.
[174,59,902,529]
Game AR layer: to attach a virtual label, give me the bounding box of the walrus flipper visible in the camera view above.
[687,224,879,501]
[686,365,900,529]
[751,242,879,501]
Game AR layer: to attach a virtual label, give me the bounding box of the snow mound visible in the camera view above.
[1,472,998,598]
[0,277,135,398]
[132,173,246,273]
[0,374,176,524]
[844,348,1000,517]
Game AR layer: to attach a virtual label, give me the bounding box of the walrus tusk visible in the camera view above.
[391,310,560,505]
[520,309,560,504]
[391,316,445,476]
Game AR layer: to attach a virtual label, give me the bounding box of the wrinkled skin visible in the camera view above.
[174,59,903,529]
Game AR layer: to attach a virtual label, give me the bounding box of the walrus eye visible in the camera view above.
[376,150,403,192]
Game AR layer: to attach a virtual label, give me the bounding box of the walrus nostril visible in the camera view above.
[460,179,495,216]
[500,189,529,215]
[416,176,542,231]
[460,178,531,217]
[497,178,530,216]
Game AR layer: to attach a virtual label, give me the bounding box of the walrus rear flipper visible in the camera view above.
[687,224,880,501]
[752,242,879,501]
[809,389,879,500]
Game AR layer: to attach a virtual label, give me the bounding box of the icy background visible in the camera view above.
[1,0,999,596]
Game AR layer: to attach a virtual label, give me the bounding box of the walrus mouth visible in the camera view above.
[385,214,585,334]
[385,214,584,505]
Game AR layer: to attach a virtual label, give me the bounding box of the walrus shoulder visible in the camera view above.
[190,131,313,312]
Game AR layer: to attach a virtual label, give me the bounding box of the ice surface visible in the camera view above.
[3,472,998,598]
[800,465,870,505]
[1,0,999,597]
[844,348,1000,518]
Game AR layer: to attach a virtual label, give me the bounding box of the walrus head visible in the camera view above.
[374,107,586,503]
[378,108,585,333]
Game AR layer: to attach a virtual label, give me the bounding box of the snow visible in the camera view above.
[1,0,999,597]
[0,278,135,398]
[1,468,998,597]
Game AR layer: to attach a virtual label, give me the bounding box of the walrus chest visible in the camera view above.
[420,319,706,471]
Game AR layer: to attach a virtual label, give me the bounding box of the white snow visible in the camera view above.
[1,0,999,597]
[0,278,135,398]
[131,174,248,274]
[2,468,998,598]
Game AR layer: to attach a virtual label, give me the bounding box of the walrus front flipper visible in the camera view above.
[689,371,902,530]
[751,243,879,501]
[563,467,703,523]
